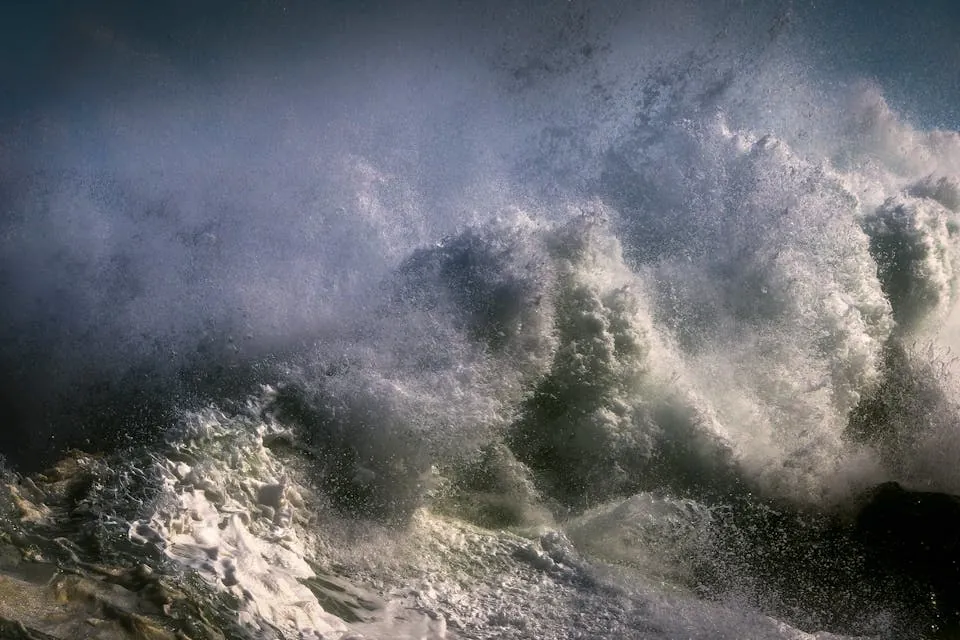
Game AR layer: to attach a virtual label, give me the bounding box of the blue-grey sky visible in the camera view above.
[1,0,958,127]
[794,0,960,129]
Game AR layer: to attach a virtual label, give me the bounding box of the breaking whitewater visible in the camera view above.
[4,3,960,639]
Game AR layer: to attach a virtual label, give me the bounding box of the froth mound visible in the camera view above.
[267,191,908,518]
[160,109,960,521]
[506,220,734,505]
[862,190,960,332]
[108,92,960,524]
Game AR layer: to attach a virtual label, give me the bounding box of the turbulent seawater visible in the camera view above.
[2,1,960,638]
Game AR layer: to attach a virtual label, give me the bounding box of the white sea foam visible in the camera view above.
[126,403,873,639]
[129,408,351,638]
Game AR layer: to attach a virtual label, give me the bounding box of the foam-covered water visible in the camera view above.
[3,1,960,638]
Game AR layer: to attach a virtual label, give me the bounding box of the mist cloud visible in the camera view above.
[1,0,952,473]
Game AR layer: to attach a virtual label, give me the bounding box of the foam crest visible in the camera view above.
[130,408,350,638]
[264,211,565,518]
[862,192,960,331]
[507,218,733,504]
[586,123,897,501]
[838,85,960,182]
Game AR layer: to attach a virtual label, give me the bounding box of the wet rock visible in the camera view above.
[0,454,249,640]
[854,481,960,632]
[0,557,241,639]
[0,570,173,640]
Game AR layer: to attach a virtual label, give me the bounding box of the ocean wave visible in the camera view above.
[2,1,960,638]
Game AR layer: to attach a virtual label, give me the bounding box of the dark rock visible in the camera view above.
[854,481,960,633]
[0,455,253,640]
[697,482,960,638]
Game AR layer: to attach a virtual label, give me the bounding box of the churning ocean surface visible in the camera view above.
[2,1,960,638]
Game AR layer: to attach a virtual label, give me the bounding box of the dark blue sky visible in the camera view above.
[0,0,399,120]
[795,0,960,129]
[1,0,959,128]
